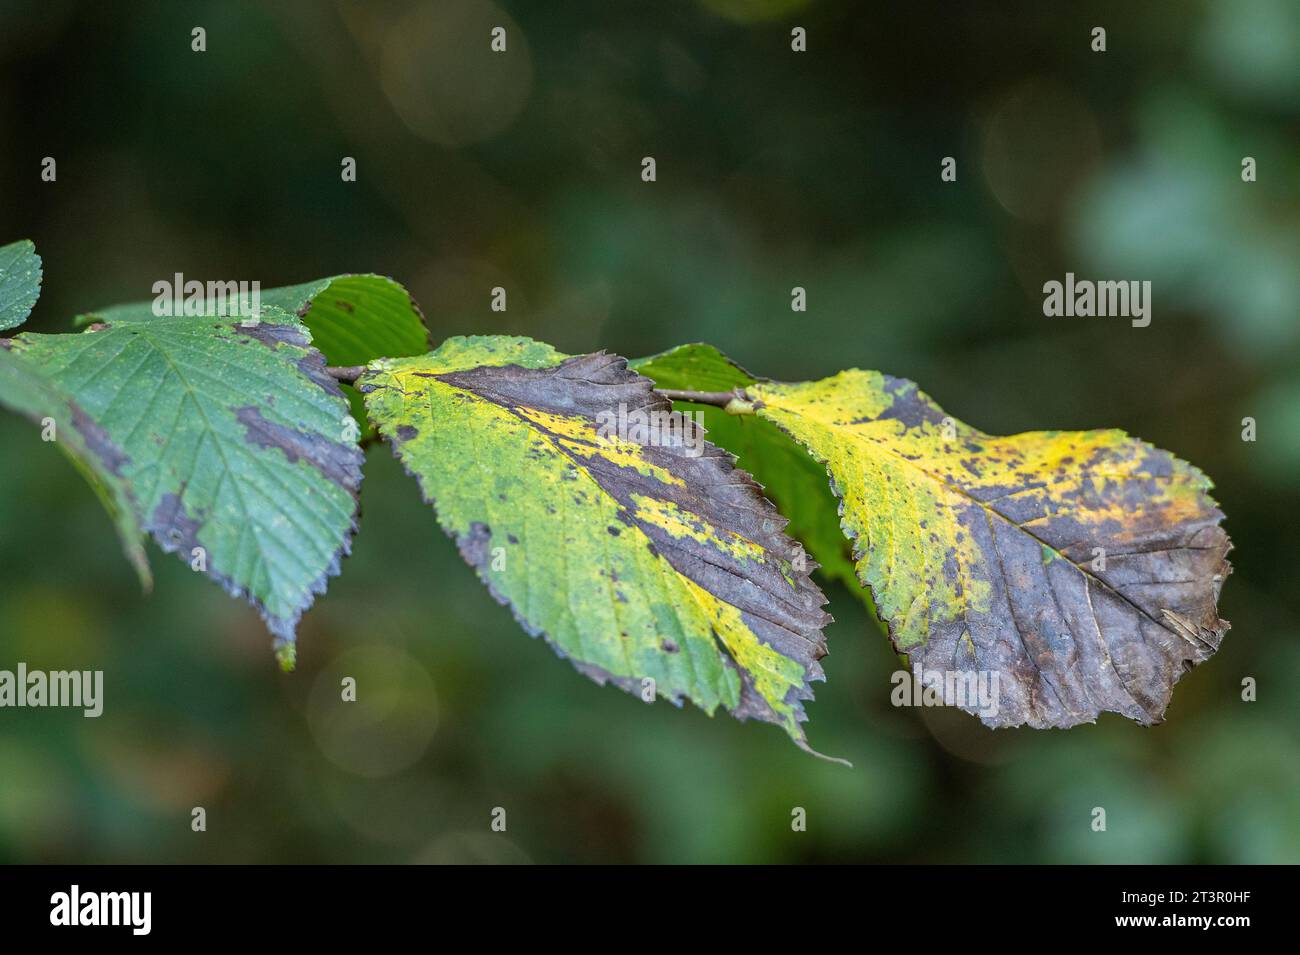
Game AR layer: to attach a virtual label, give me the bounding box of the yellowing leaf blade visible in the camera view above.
[751,369,1232,728]
[360,336,837,755]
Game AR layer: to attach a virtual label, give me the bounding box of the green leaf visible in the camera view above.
[0,239,42,331]
[9,310,363,663]
[75,273,429,439]
[631,340,761,392]
[746,369,1232,729]
[631,344,863,598]
[0,346,150,586]
[76,273,429,364]
[359,335,839,757]
[273,274,429,368]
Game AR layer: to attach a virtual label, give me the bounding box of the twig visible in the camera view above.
[655,388,758,414]
[327,365,366,385]
[655,388,733,406]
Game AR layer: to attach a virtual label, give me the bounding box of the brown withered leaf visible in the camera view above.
[748,369,1232,728]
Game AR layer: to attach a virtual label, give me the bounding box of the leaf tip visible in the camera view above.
[275,640,297,672]
[130,547,153,594]
[799,738,852,767]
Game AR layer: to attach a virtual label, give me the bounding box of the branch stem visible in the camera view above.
[327,365,366,385]
[654,388,732,406]
[655,388,757,414]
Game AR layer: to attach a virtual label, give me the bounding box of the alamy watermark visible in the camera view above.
[891,662,1000,719]
[595,402,705,457]
[50,885,150,935]
[152,272,261,319]
[0,663,102,717]
[1042,272,1151,328]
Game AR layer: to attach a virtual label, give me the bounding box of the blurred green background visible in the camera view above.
[1,0,1297,863]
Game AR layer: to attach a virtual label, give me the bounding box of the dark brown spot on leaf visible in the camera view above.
[234,405,362,490]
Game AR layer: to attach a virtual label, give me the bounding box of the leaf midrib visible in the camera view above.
[763,403,1191,640]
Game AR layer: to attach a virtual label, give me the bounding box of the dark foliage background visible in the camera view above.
[1,0,1296,863]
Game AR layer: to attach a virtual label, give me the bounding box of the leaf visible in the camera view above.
[75,274,429,365]
[9,305,363,665]
[745,369,1232,728]
[0,239,147,582]
[631,344,863,598]
[359,335,838,756]
[0,239,42,331]
[76,273,430,438]
[266,275,430,368]
[0,349,149,586]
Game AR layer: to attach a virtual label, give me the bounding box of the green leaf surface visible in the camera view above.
[631,344,862,597]
[279,274,429,368]
[9,311,363,662]
[0,347,149,590]
[359,335,838,756]
[747,370,1232,729]
[0,239,42,331]
[76,273,428,365]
